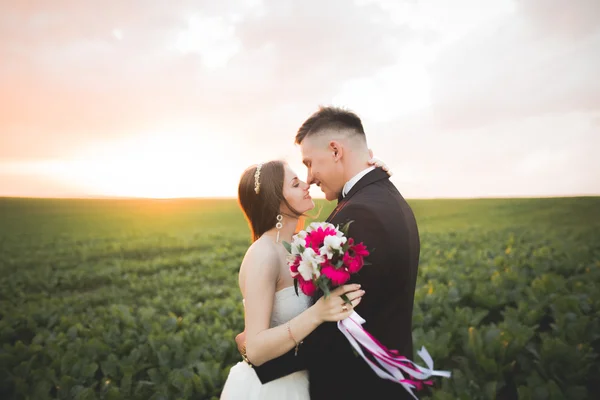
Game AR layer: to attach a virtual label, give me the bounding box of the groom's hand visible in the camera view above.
[235,331,246,356]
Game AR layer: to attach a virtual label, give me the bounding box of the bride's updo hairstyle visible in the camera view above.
[238,161,303,242]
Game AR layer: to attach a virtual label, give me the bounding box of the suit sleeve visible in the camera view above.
[251,347,308,384]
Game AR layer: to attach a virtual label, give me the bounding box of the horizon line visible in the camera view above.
[0,194,598,201]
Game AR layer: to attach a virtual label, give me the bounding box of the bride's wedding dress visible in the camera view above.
[220,286,312,400]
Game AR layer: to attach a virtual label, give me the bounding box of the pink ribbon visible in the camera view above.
[338,312,451,399]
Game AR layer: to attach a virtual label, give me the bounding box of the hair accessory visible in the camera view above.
[254,163,263,194]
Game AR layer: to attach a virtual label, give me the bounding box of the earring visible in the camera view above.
[276,214,283,242]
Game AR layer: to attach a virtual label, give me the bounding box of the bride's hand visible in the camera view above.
[367,149,393,176]
[313,284,364,323]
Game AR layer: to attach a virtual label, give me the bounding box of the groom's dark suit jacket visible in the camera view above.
[253,168,420,400]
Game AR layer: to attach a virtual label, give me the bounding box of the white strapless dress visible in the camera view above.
[220,286,312,400]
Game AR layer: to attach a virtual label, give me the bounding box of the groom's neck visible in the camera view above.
[343,157,370,183]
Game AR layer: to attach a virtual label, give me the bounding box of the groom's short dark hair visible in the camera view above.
[295,106,365,144]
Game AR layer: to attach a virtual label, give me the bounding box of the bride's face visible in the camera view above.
[282,164,314,214]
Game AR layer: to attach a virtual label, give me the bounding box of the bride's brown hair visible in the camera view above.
[238,161,305,242]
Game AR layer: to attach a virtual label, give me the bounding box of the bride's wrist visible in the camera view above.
[308,304,324,325]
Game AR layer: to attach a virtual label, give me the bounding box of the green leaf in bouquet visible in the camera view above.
[341,293,352,306]
[282,241,292,254]
[339,221,354,236]
[318,279,331,298]
[294,279,299,296]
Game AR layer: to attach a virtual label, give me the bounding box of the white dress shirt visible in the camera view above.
[342,166,376,198]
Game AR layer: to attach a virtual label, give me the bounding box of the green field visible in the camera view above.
[1,197,599,399]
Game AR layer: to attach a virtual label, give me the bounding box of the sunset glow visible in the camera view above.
[1,0,598,198]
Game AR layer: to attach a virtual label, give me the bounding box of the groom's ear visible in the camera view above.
[329,140,343,162]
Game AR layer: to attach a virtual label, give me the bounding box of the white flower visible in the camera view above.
[291,243,301,256]
[297,247,323,280]
[307,222,335,233]
[286,253,297,264]
[319,246,333,260]
[319,235,347,259]
[296,230,308,239]
[293,235,306,247]
[325,234,346,250]
[291,234,306,255]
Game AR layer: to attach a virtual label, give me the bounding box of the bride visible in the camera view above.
[220,160,365,399]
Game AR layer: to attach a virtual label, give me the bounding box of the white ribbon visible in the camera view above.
[337,311,451,399]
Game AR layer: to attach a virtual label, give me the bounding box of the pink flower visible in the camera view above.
[305,227,338,251]
[298,276,317,296]
[321,262,351,286]
[343,252,363,274]
[351,242,369,258]
[289,256,301,278]
[343,241,369,273]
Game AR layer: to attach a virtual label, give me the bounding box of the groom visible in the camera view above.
[239,106,420,399]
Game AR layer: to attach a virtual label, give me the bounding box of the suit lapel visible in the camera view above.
[342,168,389,202]
[326,202,342,223]
[326,201,346,223]
[325,168,389,222]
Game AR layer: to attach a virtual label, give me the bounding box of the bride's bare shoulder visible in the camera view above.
[240,237,280,276]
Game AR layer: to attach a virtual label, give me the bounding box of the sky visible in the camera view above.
[0,0,599,199]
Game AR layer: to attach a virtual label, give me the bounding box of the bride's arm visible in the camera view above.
[242,245,363,367]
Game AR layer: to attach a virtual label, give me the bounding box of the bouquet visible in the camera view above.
[283,221,451,399]
[283,221,369,299]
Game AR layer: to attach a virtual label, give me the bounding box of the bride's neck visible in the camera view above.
[263,216,299,244]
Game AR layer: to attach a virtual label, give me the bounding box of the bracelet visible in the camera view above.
[286,321,303,356]
[241,342,253,367]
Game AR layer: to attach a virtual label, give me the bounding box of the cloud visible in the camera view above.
[175,15,242,69]
[428,0,600,130]
[372,110,600,198]
[519,0,600,39]
[0,0,414,159]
